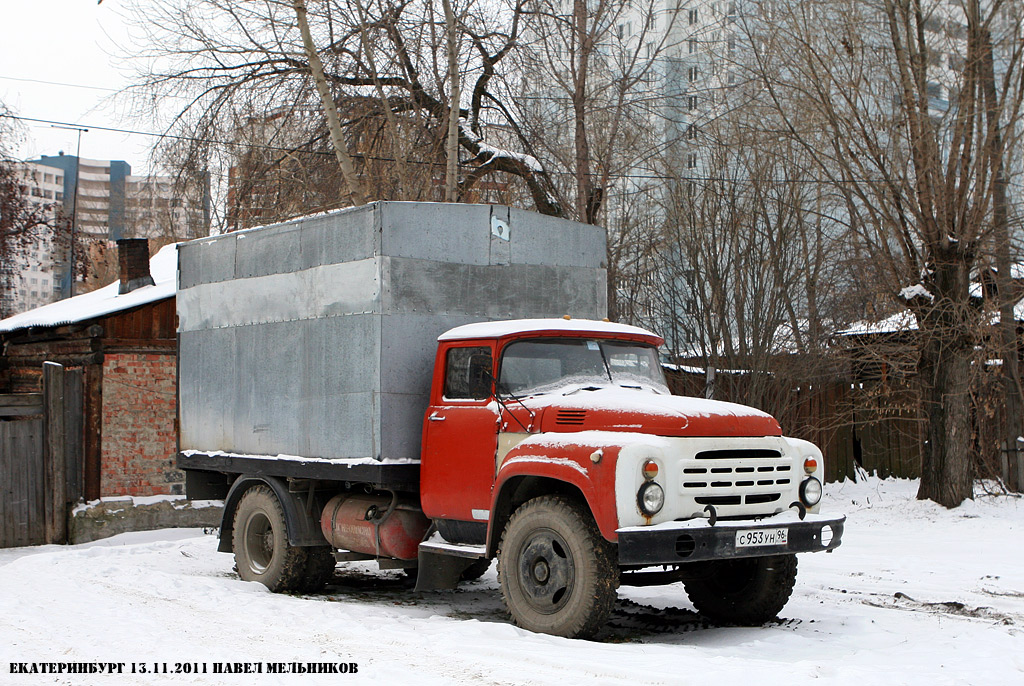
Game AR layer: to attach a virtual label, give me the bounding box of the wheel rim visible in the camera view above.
[515,527,575,614]
[243,511,275,574]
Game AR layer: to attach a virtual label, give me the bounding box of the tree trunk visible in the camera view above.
[916,335,974,506]
[442,0,461,203]
[979,20,1022,491]
[292,0,366,207]
[572,0,593,223]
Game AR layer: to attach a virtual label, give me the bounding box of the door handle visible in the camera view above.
[428,414,446,422]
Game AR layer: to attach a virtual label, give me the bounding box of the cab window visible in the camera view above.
[444,346,493,400]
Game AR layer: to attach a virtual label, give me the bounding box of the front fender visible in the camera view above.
[490,431,668,543]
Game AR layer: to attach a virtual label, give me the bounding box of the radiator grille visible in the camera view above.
[680,451,793,509]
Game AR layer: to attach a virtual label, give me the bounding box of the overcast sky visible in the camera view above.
[0,0,157,173]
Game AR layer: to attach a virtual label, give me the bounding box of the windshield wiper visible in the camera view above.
[488,373,536,433]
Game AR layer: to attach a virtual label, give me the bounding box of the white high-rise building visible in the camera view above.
[2,161,65,315]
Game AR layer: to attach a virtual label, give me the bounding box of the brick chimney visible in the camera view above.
[117,238,155,294]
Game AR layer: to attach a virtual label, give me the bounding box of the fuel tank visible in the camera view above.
[320,494,430,560]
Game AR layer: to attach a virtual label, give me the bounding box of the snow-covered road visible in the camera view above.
[1,478,1021,685]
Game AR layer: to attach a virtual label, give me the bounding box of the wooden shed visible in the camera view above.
[0,240,179,501]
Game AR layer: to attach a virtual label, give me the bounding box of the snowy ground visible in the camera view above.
[1,477,1021,685]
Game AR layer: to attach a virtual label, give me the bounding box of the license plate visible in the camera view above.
[735,528,788,548]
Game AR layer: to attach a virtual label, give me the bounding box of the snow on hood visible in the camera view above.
[521,386,782,437]
[0,244,178,334]
[537,386,773,419]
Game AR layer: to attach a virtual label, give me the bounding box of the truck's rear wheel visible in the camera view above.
[233,485,309,592]
[498,496,617,639]
[684,554,797,625]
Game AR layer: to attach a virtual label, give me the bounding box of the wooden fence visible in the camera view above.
[0,363,83,548]
[666,367,924,483]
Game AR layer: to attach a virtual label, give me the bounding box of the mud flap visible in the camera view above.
[413,540,487,592]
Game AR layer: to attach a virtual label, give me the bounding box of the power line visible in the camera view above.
[4,111,1024,191]
[0,75,119,93]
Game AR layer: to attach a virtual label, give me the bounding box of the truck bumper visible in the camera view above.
[616,511,845,565]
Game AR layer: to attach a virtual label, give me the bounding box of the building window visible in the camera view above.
[688,66,698,81]
[689,39,698,54]
[687,95,698,110]
[689,8,698,25]
[686,124,698,140]
[686,154,698,169]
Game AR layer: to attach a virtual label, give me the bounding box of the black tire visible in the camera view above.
[460,558,491,582]
[298,546,337,592]
[232,485,310,593]
[684,554,798,626]
[497,496,618,639]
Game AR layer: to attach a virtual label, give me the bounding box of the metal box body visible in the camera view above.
[177,202,607,461]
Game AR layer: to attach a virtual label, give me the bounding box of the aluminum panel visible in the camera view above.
[230,316,381,459]
[178,235,237,289]
[177,259,381,332]
[508,207,607,268]
[299,208,378,270]
[379,391,430,461]
[380,202,492,265]
[235,223,303,279]
[385,258,606,320]
[178,327,236,452]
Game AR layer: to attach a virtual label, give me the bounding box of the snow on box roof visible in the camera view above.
[0,244,178,334]
[438,318,663,344]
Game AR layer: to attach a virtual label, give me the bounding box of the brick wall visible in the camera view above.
[100,353,181,496]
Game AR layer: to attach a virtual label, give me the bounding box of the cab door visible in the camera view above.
[420,344,499,523]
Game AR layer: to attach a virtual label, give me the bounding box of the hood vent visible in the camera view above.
[555,410,587,425]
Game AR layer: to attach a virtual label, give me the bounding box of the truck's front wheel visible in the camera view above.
[684,554,797,625]
[233,485,310,592]
[498,496,617,639]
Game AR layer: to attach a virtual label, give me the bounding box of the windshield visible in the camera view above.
[497,338,669,397]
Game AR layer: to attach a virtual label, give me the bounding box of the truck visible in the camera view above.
[177,202,844,639]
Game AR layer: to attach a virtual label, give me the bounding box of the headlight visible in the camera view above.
[800,477,823,507]
[637,481,665,516]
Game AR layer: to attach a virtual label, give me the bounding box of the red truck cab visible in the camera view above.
[415,318,843,637]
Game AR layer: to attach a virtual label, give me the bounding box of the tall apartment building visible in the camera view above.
[3,154,208,313]
[27,154,131,299]
[0,161,65,315]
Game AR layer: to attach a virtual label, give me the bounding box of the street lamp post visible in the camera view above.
[51,124,87,298]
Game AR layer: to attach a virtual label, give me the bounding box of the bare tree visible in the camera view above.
[122,0,562,225]
[738,0,1024,505]
[291,0,367,206]
[515,0,679,225]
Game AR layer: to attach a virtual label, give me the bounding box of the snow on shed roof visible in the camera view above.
[439,318,662,343]
[0,244,177,334]
[838,310,918,337]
